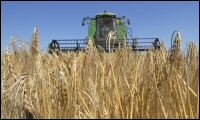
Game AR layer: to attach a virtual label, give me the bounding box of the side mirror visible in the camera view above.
[127,18,130,25]
[82,18,86,26]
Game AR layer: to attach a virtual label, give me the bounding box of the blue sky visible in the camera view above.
[2,1,199,53]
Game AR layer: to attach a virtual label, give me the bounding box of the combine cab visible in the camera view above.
[48,10,161,53]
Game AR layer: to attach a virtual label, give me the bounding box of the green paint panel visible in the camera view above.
[88,19,96,39]
[116,19,127,41]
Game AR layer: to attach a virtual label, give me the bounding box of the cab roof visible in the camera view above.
[95,10,116,17]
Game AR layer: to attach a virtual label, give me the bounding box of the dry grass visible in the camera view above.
[1,27,199,119]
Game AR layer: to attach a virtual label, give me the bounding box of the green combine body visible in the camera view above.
[88,11,126,41]
[48,10,161,53]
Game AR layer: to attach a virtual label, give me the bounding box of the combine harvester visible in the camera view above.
[48,10,180,53]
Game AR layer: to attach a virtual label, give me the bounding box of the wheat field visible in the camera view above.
[1,27,199,119]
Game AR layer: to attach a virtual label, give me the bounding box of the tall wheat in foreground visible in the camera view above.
[1,27,199,119]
